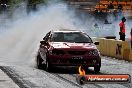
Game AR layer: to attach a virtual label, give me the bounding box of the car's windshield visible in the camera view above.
[51,32,92,43]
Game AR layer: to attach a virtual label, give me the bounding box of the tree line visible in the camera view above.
[0,0,48,13]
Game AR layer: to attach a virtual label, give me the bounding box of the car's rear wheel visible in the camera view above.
[94,66,100,73]
[37,54,44,69]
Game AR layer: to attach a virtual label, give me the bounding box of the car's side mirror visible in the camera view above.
[43,37,45,40]
[94,41,99,45]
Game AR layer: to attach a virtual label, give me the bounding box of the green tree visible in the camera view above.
[27,0,48,13]
[28,0,48,5]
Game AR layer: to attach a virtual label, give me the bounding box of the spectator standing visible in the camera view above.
[119,17,126,41]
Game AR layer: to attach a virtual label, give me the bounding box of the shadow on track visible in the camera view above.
[42,66,102,74]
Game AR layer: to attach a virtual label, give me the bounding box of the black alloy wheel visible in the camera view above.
[37,54,44,69]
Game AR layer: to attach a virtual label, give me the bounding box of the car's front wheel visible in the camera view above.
[82,66,88,73]
[45,59,52,72]
[94,66,100,73]
[37,54,44,69]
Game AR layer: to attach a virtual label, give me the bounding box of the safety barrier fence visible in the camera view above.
[92,37,132,62]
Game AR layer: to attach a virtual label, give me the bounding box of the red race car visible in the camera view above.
[37,29,101,73]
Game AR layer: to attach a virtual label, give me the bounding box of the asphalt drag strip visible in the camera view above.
[0,56,131,88]
[0,65,105,88]
[48,67,107,88]
[0,66,37,88]
[0,66,83,88]
[48,64,131,88]
[51,73,82,88]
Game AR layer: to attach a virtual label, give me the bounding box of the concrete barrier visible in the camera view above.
[123,49,130,61]
[122,41,131,60]
[103,39,107,56]
[100,39,117,57]
[98,38,106,55]
[105,39,108,56]
[99,38,116,56]
[115,40,124,59]
[129,50,132,62]
[105,39,112,56]
[97,38,131,61]
[112,40,130,60]
[122,41,130,49]
[108,39,116,57]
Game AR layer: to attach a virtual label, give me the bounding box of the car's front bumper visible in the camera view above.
[47,54,101,67]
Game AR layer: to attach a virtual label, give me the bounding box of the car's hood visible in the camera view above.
[50,42,97,49]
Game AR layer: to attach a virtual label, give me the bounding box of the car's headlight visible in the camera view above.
[88,50,99,56]
[49,49,65,55]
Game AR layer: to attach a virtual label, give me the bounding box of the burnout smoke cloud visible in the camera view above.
[0,0,131,67]
[0,1,80,67]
